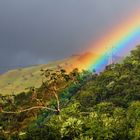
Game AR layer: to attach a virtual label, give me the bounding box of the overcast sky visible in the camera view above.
[0,0,140,73]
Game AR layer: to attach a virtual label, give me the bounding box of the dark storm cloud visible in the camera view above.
[0,0,140,72]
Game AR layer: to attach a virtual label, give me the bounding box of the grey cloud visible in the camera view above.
[0,0,140,73]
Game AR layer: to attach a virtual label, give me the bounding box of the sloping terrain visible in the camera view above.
[0,56,79,95]
[0,46,139,140]
[0,53,122,95]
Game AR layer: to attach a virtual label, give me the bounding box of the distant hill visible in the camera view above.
[0,53,123,95]
[0,55,78,95]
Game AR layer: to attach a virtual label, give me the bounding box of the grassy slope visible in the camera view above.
[0,56,79,95]
[0,53,122,95]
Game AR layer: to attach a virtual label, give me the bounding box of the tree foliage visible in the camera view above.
[1,45,140,139]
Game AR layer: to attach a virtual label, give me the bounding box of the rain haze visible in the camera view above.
[0,0,140,73]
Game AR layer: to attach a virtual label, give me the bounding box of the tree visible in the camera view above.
[1,68,80,114]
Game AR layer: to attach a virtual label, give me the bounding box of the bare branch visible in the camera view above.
[52,91,60,112]
[1,106,57,114]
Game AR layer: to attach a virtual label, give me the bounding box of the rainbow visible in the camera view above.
[75,10,140,72]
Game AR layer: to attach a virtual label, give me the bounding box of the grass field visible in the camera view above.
[0,55,79,95]
[0,52,122,95]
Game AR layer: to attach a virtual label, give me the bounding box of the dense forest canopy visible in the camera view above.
[1,45,140,139]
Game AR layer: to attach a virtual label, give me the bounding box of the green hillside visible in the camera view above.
[0,53,122,95]
[0,49,131,139]
[0,56,79,95]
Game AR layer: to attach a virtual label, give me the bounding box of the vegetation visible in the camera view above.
[1,45,140,139]
[0,56,79,95]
